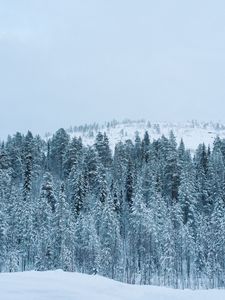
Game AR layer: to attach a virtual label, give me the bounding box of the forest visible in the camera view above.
[0,128,225,289]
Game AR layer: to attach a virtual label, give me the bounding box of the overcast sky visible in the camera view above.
[0,0,225,138]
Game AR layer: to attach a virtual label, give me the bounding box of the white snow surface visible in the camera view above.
[48,120,225,153]
[0,270,225,300]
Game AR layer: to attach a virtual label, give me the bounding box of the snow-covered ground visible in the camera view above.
[48,120,225,152]
[1,270,225,300]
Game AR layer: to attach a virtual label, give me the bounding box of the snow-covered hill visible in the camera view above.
[1,270,225,300]
[46,120,225,152]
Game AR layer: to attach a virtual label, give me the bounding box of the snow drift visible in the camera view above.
[0,270,225,300]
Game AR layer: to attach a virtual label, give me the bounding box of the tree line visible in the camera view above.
[0,128,225,288]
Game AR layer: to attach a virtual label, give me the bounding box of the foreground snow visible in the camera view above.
[0,271,225,300]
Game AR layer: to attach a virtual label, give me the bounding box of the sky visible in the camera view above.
[0,0,225,138]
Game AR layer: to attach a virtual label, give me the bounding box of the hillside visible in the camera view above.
[48,120,225,152]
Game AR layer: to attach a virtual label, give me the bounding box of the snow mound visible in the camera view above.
[0,270,225,300]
